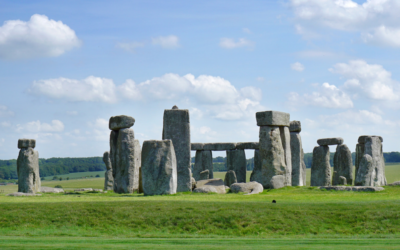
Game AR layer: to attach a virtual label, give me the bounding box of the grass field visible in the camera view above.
[41,171,105,181]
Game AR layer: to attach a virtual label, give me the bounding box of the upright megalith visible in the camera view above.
[226,149,247,183]
[199,170,209,180]
[224,170,237,187]
[251,111,292,189]
[162,106,192,192]
[17,139,41,193]
[109,115,141,194]
[311,145,331,186]
[355,136,386,186]
[289,121,306,186]
[332,144,353,185]
[141,140,177,195]
[193,150,213,181]
[103,151,114,191]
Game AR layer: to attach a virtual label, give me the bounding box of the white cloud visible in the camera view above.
[28,76,118,103]
[16,120,64,133]
[330,60,399,101]
[0,105,14,117]
[288,82,353,109]
[0,121,11,127]
[0,14,81,60]
[290,0,400,47]
[256,77,265,82]
[219,38,254,49]
[116,41,144,52]
[87,118,109,141]
[291,62,305,72]
[296,50,339,58]
[242,28,252,34]
[152,35,180,49]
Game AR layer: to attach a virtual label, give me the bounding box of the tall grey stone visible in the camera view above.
[141,140,177,195]
[355,136,387,186]
[17,139,40,193]
[224,170,237,187]
[193,150,213,181]
[250,149,261,181]
[199,170,209,180]
[162,107,191,192]
[103,151,114,191]
[226,149,247,183]
[311,145,331,186]
[290,121,306,186]
[332,144,353,185]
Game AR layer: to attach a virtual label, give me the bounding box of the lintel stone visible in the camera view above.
[256,111,290,127]
[235,142,259,150]
[18,139,36,149]
[109,115,135,130]
[203,143,236,151]
[317,137,344,146]
[289,121,301,132]
[191,143,204,151]
[358,135,383,144]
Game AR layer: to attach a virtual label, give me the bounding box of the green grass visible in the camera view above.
[41,171,105,181]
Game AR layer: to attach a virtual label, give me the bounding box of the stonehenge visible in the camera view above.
[311,145,331,186]
[103,151,114,191]
[230,182,264,195]
[199,170,209,180]
[194,179,226,194]
[109,115,141,194]
[224,170,237,187]
[193,149,213,180]
[226,149,247,183]
[290,121,306,186]
[17,139,41,194]
[332,144,353,185]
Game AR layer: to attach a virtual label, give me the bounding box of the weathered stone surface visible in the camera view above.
[199,170,209,180]
[311,145,331,186]
[39,187,64,193]
[18,139,36,149]
[7,192,42,197]
[355,143,364,177]
[141,140,177,195]
[230,182,264,195]
[191,177,196,190]
[355,136,387,187]
[389,181,400,186]
[251,126,290,189]
[358,135,383,144]
[317,137,344,146]
[93,189,103,192]
[250,150,261,181]
[112,128,141,194]
[203,143,237,151]
[195,179,226,194]
[75,188,93,192]
[235,142,259,150]
[291,132,306,186]
[193,186,218,193]
[162,108,191,192]
[226,149,247,183]
[339,176,347,185]
[17,147,41,194]
[224,170,237,187]
[138,167,143,193]
[289,120,301,132]
[332,144,353,185]
[109,115,135,130]
[103,151,114,191]
[256,111,290,126]
[191,143,204,151]
[320,186,384,192]
[281,126,292,186]
[193,150,213,181]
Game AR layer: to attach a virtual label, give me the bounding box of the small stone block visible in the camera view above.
[317,137,344,146]
[109,115,135,130]
[289,121,301,132]
[191,143,204,151]
[199,170,209,180]
[256,111,290,126]
[339,176,347,185]
[18,139,36,149]
[235,142,259,150]
[203,143,237,151]
[358,135,383,144]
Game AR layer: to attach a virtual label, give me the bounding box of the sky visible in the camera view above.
[1,0,400,159]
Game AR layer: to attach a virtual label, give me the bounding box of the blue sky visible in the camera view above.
[1,0,400,159]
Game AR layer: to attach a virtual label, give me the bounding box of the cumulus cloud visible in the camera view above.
[116,41,145,52]
[0,105,14,117]
[0,14,81,60]
[28,76,118,103]
[219,38,254,49]
[291,62,305,72]
[152,35,180,49]
[289,0,400,47]
[288,82,353,109]
[87,118,109,141]
[16,120,64,133]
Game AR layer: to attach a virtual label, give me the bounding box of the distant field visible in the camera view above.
[41,171,105,181]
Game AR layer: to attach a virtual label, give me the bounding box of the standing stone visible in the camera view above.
[332,144,353,185]
[138,167,143,193]
[199,170,209,180]
[103,151,114,191]
[290,121,306,186]
[226,149,247,183]
[339,176,347,185]
[193,150,213,181]
[224,170,237,187]
[250,149,261,181]
[355,136,387,186]
[311,145,331,186]
[17,139,41,193]
[162,107,191,192]
[141,140,177,195]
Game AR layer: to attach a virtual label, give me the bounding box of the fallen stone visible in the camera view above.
[191,177,196,190]
[203,143,237,151]
[93,189,103,192]
[191,143,204,151]
[311,145,331,186]
[389,181,400,186]
[103,151,114,191]
[319,186,384,192]
[141,140,177,195]
[199,170,209,180]
[339,176,347,185]
[230,182,264,195]
[317,137,344,146]
[235,142,259,150]
[226,149,247,183]
[18,139,36,149]
[195,178,226,194]
[109,115,135,130]
[7,192,42,197]
[193,186,218,193]
[290,131,306,186]
[256,111,290,126]
[224,170,237,187]
[332,144,353,185]
[17,146,41,194]
[162,108,191,192]
[289,120,301,132]
[193,150,213,181]
[39,187,64,193]
[74,188,93,192]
